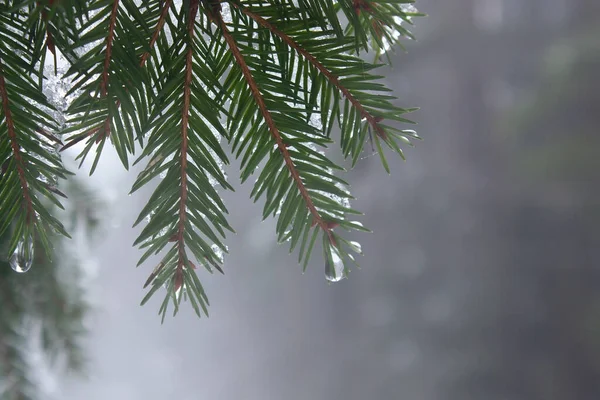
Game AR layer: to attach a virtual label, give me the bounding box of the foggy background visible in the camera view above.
[47,1,600,399]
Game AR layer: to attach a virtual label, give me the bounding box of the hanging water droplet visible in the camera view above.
[325,246,345,283]
[9,235,34,273]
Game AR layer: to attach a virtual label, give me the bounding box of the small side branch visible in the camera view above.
[98,0,120,140]
[62,0,172,151]
[215,11,334,241]
[139,0,173,67]
[352,0,375,15]
[235,4,387,139]
[38,0,57,72]
[101,0,119,98]
[0,58,35,224]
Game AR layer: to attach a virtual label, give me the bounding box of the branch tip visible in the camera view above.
[216,11,333,241]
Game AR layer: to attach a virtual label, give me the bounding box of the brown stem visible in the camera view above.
[352,0,375,15]
[60,126,101,151]
[234,4,387,139]
[0,58,35,224]
[38,1,57,71]
[215,12,334,242]
[140,0,173,67]
[101,0,119,99]
[177,0,199,270]
[94,0,120,143]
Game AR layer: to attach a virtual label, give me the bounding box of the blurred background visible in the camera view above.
[2,0,600,399]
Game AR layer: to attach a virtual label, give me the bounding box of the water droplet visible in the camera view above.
[211,244,225,263]
[308,113,323,130]
[325,246,345,282]
[283,230,292,242]
[349,241,363,254]
[400,4,418,13]
[162,280,186,300]
[349,221,364,229]
[9,235,34,273]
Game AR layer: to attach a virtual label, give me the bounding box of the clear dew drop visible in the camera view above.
[9,235,34,273]
[325,246,345,283]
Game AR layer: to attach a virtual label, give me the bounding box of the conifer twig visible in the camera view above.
[215,9,336,244]
[0,58,35,224]
[176,0,199,274]
[98,0,120,141]
[62,0,173,152]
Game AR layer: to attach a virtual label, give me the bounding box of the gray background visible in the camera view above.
[50,1,600,399]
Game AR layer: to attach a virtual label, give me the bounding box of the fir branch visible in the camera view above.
[0,58,35,225]
[0,327,34,400]
[38,0,57,73]
[215,9,335,243]
[61,0,172,152]
[0,7,70,247]
[176,0,198,275]
[32,254,89,372]
[0,270,34,400]
[98,0,120,141]
[234,3,388,140]
[133,0,233,318]
[139,0,172,67]
[59,0,150,169]
[0,0,422,320]
[0,190,93,397]
[59,126,100,152]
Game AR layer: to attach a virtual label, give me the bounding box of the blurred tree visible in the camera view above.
[0,177,99,400]
[498,18,600,400]
[326,1,599,399]
[501,24,600,202]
